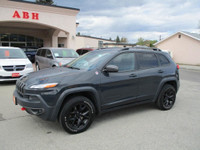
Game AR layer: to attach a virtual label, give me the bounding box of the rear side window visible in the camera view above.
[137,53,159,69]
[157,54,170,66]
[82,50,89,55]
[107,53,135,72]
[76,49,82,55]
[40,49,46,57]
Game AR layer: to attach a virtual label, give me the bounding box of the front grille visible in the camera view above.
[16,81,26,95]
[3,65,25,71]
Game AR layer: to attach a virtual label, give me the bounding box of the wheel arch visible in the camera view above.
[50,87,101,121]
[154,77,178,102]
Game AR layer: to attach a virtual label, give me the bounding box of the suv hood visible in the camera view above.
[0,58,31,66]
[21,67,85,86]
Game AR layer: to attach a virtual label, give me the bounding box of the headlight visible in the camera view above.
[26,63,33,68]
[30,83,58,89]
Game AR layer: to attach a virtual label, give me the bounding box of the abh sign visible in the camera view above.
[12,10,39,20]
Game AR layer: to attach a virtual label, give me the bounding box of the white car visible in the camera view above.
[0,47,34,81]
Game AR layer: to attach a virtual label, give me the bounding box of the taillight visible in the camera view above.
[177,64,179,69]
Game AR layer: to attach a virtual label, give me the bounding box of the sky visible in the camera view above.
[27,0,200,43]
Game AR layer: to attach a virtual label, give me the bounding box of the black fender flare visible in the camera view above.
[153,77,178,102]
[50,86,101,121]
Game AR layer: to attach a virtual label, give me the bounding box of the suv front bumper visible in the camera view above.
[13,90,55,121]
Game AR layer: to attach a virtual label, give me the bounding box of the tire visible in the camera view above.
[36,63,40,71]
[59,96,95,134]
[156,84,176,110]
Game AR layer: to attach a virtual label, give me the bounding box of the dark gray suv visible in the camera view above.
[13,48,180,134]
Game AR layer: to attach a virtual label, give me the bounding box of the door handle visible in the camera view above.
[129,74,137,77]
[158,70,164,73]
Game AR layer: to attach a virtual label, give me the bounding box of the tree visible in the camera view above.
[116,36,120,43]
[136,37,157,47]
[137,37,145,45]
[36,0,54,5]
[120,37,128,43]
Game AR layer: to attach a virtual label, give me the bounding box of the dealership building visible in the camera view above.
[0,0,113,51]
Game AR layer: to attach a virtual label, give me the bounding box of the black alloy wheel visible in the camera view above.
[156,84,176,110]
[59,96,95,134]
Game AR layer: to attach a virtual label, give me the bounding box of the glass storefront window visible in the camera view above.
[1,34,10,41]
[0,33,43,49]
[27,36,34,42]
[19,35,25,42]
[10,34,18,41]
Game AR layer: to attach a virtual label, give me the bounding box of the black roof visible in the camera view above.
[10,0,80,11]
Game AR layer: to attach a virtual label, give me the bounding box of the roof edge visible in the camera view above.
[77,35,115,42]
[155,31,200,45]
[9,0,80,11]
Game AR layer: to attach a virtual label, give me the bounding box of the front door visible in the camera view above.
[100,52,139,109]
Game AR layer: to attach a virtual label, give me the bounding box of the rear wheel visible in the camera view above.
[59,96,95,134]
[156,84,176,110]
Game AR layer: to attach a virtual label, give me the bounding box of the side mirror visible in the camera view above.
[104,65,118,72]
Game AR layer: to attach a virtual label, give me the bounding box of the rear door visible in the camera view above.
[136,52,163,101]
[100,52,139,109]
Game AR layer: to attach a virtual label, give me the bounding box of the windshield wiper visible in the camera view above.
[67,66,80,70]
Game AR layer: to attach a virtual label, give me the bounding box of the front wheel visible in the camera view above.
[59,96,95,134]
[156,84,176,110]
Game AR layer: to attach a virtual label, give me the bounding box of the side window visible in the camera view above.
[41,49,46,57]
[36,49,41,56]
[137,53,159,69]
[76,49,82,55]
[107,53,135,72]
[45,49,53,59]
[157,54,170,66]
[82,50,89,55]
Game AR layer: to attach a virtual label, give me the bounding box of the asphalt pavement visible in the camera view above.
[0,69,200,150]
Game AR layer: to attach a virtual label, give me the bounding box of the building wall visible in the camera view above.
[156,33,200,65]
[0,0,79,49]
[75,36,113,49]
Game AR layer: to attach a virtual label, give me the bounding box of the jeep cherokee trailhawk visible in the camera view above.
[13,47,180,134]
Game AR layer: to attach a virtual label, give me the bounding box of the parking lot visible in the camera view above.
[0,69,200,150]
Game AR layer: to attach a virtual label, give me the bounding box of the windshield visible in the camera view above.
[0,48,27,59]
[52,49,79,58]
[66,50,113,70]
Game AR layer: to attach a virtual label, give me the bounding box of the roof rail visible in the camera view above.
[121,48,130,51]
[152,48,161,51]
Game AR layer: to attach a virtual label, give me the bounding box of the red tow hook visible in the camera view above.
[21,107,26,111]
